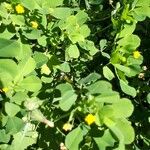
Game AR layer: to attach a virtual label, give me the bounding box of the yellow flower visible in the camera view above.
[2,87,9,93]
[15,4,25,14]
[133,51,141,59]
[85,114,96,125]
[63,123,73,131]
[31,21,38,29]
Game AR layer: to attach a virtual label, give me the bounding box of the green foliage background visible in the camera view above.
[0,0,150,149]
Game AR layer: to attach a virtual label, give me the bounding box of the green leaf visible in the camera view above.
[6,117,24,134]
[23,30,41,40]
[21,0,41,10]
[18,44,32,60]
[124,65,141,77]
[114,64,131,74]
[89,0,103,5]
[0,130,10,143]
[18,75,42,92]
[79,72,101,85]
[79,40,98,56]
[76,11,88,26]
[79,25,91,38]
[112,98,134,118]
[57,83,77,111]
[147,93,150,104]
[0,4,9,18]
[51,8,72,19]
[103,117,125,144]
[41,14,47,28]
[1,114,8,127]
[115,119,135,144]
[59,90,77,111]
[127,56,143,65]
[119,21,136,38]
[41,76,53,83]
[119,80,136,97]
[60,15,77,30]
[0,144,9,150]
[99,39,107,51]
[69,33,85,44]
[65,126,84,150]
[0,59,18,78]
[95,92,120,103]
[45,0,64,8]
[59,62,70,73]
[104,117,134,150]
[87,80,112,94]
[59,14,90,44]
[11,131,37,150]
[0,29,15,39]
[133,6,150,21]
[134,0,150,6]
[11,92,28,105]
[37,36,47,47]
[66,44,80,59]
[5,102,20,117]
[103,66,115,80]
[33,52,48,68]
[0,59,18,85]
[57,83,73,93]
[47,55,60,69]
[102,52,110,59]
[0,38,21,58]
[132,11,146,21]
[99,106,114,120]
[19,58,36,76]
[10,15,25,26]
[117,34,141,51]
[94,129,115,150]
[15,57,36,82]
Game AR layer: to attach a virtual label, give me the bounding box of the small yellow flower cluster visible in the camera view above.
[63,123,73,131]
[31,21,38,29]
[15,4,25,14]
[133,51,141,59]
[85,114,96,125]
